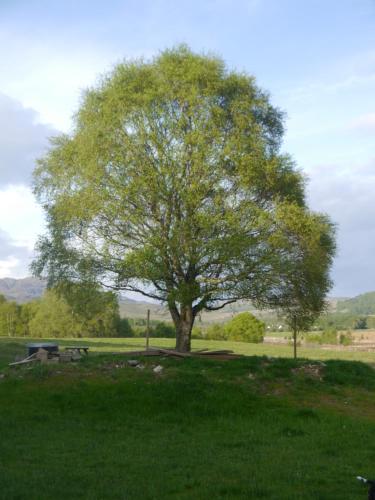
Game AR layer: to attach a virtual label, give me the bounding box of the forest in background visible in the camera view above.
[0,280,374,342]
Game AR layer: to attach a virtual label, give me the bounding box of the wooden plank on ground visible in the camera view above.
[149,348,192,358]
[9,352,37,366]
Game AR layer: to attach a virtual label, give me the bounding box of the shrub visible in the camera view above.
[191,326,204,339]
[320,327,338,345]
[224,312,264,343]
[132,325,147,337]
[152,322,176,338]
[306,334,321,344]
[339,331,353,346]
[353,317,367,329]
[115,318,134,337]
[206,323,227,340]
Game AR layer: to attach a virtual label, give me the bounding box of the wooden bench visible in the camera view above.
[64,346,89,355]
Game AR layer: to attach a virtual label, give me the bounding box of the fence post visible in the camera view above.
[146,309,150,350]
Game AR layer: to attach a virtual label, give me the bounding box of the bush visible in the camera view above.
[206,323,227,340]
[151,322,176,338]
[354,317,367,329]
[339,331,353,346]
[320,327,338,345]
[224,312,264,343]
[115,318,134,337]
[191,326,204,339]
[306,334,321,344]
[132,325,147,337]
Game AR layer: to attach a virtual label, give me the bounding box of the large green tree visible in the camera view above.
[33,46,335,352]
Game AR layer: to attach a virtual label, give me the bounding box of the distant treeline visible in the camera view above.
[0,287,181,339]
[261,311,375,332]
[0,287,129,338]
[0,290,266,343]
[314,312,375,331]
[1,286,373,340]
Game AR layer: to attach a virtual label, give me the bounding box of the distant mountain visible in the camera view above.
[0,277,46,303]
[118,297,170,321]
[1,277,372,322]
[336,291,375,315]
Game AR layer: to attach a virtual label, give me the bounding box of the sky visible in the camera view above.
[0,0,374,297]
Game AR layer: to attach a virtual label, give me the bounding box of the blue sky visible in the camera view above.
[0,0,374,296]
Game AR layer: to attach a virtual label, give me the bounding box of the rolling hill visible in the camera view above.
[336,291,375,315]
[2,277,373,324]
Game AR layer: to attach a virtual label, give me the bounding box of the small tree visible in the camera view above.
[33,46,335,352]
[354,317,367,330]
[271,207,336,359]
[224,312,264,343]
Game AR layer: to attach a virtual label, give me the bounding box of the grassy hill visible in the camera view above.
[337,291,375,315]
[0,337,374,499]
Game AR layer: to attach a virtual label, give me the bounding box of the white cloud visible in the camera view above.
[0,228,33,279]
[0,186,44,249]
[0,94,48,278]
[0,93,56,186]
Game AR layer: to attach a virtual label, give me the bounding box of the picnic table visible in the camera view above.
[64,346,90,355]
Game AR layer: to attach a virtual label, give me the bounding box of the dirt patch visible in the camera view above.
[291,362,325,380]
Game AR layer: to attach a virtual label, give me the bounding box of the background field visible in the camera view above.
[1,336,375,369]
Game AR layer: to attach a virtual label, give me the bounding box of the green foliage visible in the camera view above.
[205,313,264,342]
[339,331,353,346]
[28,291,75,338]
[225,312,264,343]
[306,333,322,344]
[320,328,338,345]
[306,328,338,345]
[151,322,176,338]
[191,326,204,339]
[0,299,20,337]
[205,323,227,340]
[353,316,367,329]
[115,317,134,337]
[316,312,372,332]
[32,45,335,351]
[0,287,128,338]
[27,288,122,338]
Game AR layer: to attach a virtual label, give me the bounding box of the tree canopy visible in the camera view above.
[269,206,336,358]
[33,46,335,352]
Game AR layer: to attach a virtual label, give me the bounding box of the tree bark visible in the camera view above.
[170,304,194,352]
[293,326,297,360]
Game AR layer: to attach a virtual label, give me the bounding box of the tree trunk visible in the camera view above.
[170,304,194,352]
[293,326,297,360]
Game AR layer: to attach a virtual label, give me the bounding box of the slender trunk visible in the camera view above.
[170,303,194,352]
[293,326,297,360]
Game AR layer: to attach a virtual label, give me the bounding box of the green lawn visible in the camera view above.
[0,337,374,499]
[1,336,374,369]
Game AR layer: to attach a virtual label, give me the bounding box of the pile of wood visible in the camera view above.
[121,347,242,360]
[9,347,82,367]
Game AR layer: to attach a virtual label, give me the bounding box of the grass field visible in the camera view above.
[1,336,374,369]
[0,337,374,499]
